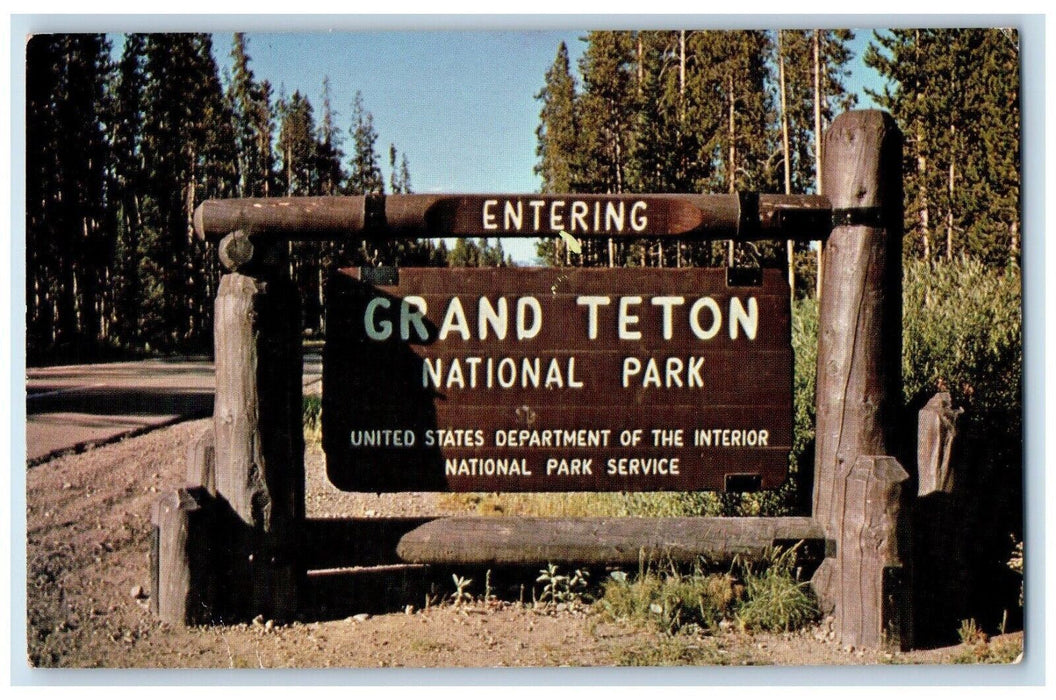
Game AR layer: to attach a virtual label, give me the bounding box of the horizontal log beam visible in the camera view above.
[193,193,832,243]
[393,516,825,566]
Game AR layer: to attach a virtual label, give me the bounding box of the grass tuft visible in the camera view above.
[597,545,818,637]
[303,394,322,443]
[734,544,818,633]
[597,561,739,635]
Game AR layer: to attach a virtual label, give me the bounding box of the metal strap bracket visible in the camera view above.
[363,193,387,233]
[832,206,886,228]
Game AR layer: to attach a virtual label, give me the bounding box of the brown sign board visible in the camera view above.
[416,195,733,237]
[322,267,792,492]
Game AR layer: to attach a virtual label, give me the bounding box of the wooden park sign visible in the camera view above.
[322,267,792,492]
[163,111,933,652]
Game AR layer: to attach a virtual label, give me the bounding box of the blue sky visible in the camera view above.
[214,30,885,262]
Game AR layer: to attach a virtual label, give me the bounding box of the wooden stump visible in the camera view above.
[831,456,911,650]
[913,392,967,645]
[151,488,216,626]
[212,269,304,620]
[917,392,962,497]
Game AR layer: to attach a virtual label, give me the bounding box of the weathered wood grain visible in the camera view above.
[809,110,905,649]
[193,193,832,242]
[830,456,911,650]
[395,516,824,566]
[917,392,963,497]
[212,269,304,619]
[185,425,215,495]
[813,110,903,527]
[150,487,215,626]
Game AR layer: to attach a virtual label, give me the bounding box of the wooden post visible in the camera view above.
[151,487,216,625]
[212,239,305,621]
[186,426,216,495]
[830,456,911,649]
[913,392,967,645]
[810,110,904,645]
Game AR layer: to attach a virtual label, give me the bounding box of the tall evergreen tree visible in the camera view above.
[344,90,385,196]
[535,41,579,194]
[315,76,346,196]
[229,33,276,198]
[139,33,235,350]
[277,90,317,196]
[389,144,412,194]
[773,29,856,296]
[577,31,636,266]
[108,33,149,348]
[534,41,580,266]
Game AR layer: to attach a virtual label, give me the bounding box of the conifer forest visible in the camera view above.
[25,30,1020,362]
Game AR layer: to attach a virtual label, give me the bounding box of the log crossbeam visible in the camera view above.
[193,193,833,244]
[391,515,826,567]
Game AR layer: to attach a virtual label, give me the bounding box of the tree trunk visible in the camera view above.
[728,73,737,267]
[813,30,824,299]
[778,31,795,301]
[919,151,931,260]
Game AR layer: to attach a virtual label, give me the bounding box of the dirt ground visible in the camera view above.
[25,419,1023,670]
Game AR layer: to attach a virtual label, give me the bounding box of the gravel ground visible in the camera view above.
[25,418,1023,670]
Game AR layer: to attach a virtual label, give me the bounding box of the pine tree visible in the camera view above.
[535,41,579,194]
[774,29,857,297]
[315,76,346,196]
[389,144,412,194]
[277,90,317,196]
[139,33,235,351]
[577,31,636,267]
[229,33,276,198]
[694,30,779,267]
[108,33,149,348]
[342,90,385,267]
[448,238,512,267]
[345,90,385,196]
[970,29,1019,265]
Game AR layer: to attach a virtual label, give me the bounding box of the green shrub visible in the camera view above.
[902,257,1021,421]
[780,258,1021,521]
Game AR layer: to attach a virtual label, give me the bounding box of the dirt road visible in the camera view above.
[25,354,322,463]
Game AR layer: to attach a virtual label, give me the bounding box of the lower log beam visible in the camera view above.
[394,516,825,567]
